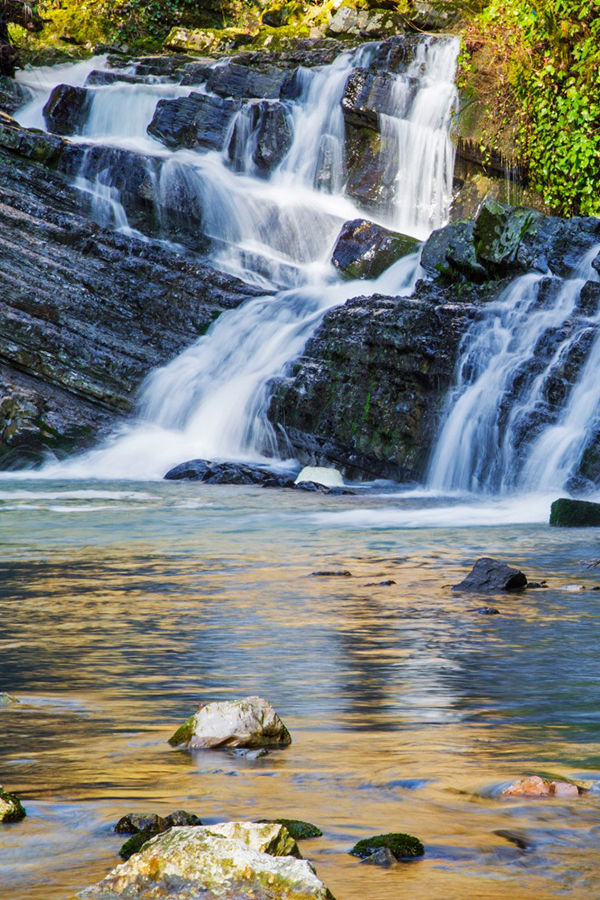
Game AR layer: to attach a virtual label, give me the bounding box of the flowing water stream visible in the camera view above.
[4,36,600,900]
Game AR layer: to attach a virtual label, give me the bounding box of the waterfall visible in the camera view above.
[428,247,600,494]
[15,37,460,480]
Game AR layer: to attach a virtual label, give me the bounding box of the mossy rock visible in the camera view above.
[168,714,195,747]
[550,498,600,528]
[0,786,26,823]
[256,818,323,839]
[120,831,154,860]
[350,832,424,860]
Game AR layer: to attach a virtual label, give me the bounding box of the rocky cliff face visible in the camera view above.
[0,136,260,467]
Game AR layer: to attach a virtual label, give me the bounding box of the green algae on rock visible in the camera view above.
[168,696,292,749]
[0,786,26,823]
[350,832,424,860]
[255,819,323,840]
[550,498,600,528]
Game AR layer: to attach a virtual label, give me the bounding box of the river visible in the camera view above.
[2,480,600,899]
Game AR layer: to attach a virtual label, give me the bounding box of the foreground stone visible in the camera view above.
[350,832,424,860]
[502,776,584,798]
[43,84,91,136]
[295,466,343,487]
[452,558,527,592]
[83,823,330,900]
[0,786,26,822]
[169,696,292,749]
[550,497,600,527]
[331,219,419,279]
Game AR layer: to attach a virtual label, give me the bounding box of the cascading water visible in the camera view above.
[428,247,600,494]
[16,36,459,479]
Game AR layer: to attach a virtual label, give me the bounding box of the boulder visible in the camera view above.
[43,84,91,136]
[85,70,149,87]
[83,823,331,900]
[331,218,419,279]
[227,100,293,176]
[420,220,487,282]
[342,68,411,130]
[452,558,527,592]
[473,199,544,273]
[255,819,323,840]
[148,92,241,152]
[502,775,583,798]
[190,62,290,100]
[549,498,600,527]
[0,786,26,823]
[168,696,292,750]
[164,459,294,487]
[295,466,343,487]
[360,847,396,866]
[350,832,424,860]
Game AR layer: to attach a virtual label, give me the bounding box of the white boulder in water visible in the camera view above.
[168,696,292,749]
[81,823,332,900]
[294,467,344,488]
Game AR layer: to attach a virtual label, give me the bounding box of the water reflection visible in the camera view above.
[2,481,600,899]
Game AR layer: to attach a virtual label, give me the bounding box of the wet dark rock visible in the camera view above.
[421,220,487,282]
[364,580,396,586]
[0,76,32,113]
[119,832,154,860]
[494,829,535,851]
[227,100,292,176]
[0,111,63,162]
[189,62,290,100]
[550,498,600,527]
[115,813,169,835]
[342,68,413,130]
[85,69,151,86]
[452,558,527,592]
[310,570,352,577]
[360,847,396,866]
[350,832,424,860]
[473,607,500,615]
[473,200,545,273]
[256,819,322,840]
[268,283,473,481]
[134,54,197,78]
[292,481,353,494]
[332,218,419,279]
[0,786,26,823]
[164,459,293,487]
[526,581,546,589]
[0,145,260,467]
[148,92,241,152]
[43,84,91,135]
[344,123,398,213]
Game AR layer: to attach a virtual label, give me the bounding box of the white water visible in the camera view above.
[15,38,460,479]
[428,247,600,494]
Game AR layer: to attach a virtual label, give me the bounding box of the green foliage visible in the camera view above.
[466,0,600,216]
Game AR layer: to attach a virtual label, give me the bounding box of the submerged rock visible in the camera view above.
[331,219,419,279]
[0,786,26,823]
[494,829,535,851]
[550,497,600,527]
[452,558,527,592]
[84,823,330,900]
[0,692,19,706]
[168,696,292,750]
[350,832,424,860]
[502,775,583,798]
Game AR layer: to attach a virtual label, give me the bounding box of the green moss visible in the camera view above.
[0,786,26,823]
[168,714,195,747]
[119,831,154,859]
[256,818,323,839]
[549,498,600,528]
[350,832,424,860]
